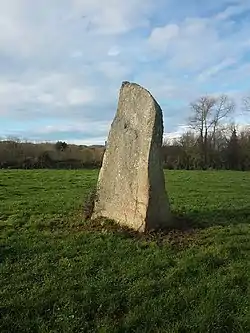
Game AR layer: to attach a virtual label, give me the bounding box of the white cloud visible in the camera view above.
[1,0,250,143]
[66,137,106,146]
[66,88,96,105]
[215,3,250,21]
[70,50,83,58]
[0,2,26,53]
[97,61,132,79]
[148,17,221,70]
[3,120,111,145]
[146,9,250,79]
[164,125,189,142]
[0,73,97,112]
[36,93,55,105]
[148,24,179,51]
[0,1,62,57]
[72,0,154,35]
[108,46,120,57]
[35,121,110,135]
[198,58,238,81]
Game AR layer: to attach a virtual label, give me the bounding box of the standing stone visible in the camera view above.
[92,81,172,232]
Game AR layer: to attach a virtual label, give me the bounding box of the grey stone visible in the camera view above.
[91,81,172,232]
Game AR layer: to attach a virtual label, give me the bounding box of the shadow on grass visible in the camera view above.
[81,216,196,248]
[1,205,249,258]
[80,204,250,246]
[180,206,250,229]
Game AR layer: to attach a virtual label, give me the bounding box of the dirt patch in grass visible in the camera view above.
[80,215,198,249]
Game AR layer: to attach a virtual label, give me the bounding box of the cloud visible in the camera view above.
[97,61,132,79]
[0,73,97,115]
[164,125,189,142]
[72,0,155,35]
[66,88,96,105]
[2,121,110,145]
[107,46,121,57]
[1,0,250,144]
[215,3,250,21]
[197,58,238,81]
[148,24,179,51]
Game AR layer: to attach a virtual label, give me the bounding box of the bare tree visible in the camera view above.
[243,96,250,113]
[188,94,235,167]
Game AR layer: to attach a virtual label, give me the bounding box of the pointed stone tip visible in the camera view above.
[120,81,159,107]
[121,81,136,88]
[121,81,142,89]
[122,80,131,86]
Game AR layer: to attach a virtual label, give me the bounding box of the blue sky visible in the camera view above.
[1,0,250,144]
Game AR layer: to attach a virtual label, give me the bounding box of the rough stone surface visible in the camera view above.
[91,81,172,232]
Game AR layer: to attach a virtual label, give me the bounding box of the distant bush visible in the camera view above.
[0,140,105,169]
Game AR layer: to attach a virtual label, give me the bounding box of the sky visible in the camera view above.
[1,0,250,145]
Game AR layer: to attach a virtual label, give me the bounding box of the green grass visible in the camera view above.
[1,169,250,332]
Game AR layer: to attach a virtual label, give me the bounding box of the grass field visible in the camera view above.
[1,169,250,332]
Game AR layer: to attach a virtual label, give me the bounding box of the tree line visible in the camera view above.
[162,126,250,170]
[0,140,104,169]
[0,93,249,170]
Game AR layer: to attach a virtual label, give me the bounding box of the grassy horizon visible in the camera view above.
[1,170,250,332]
